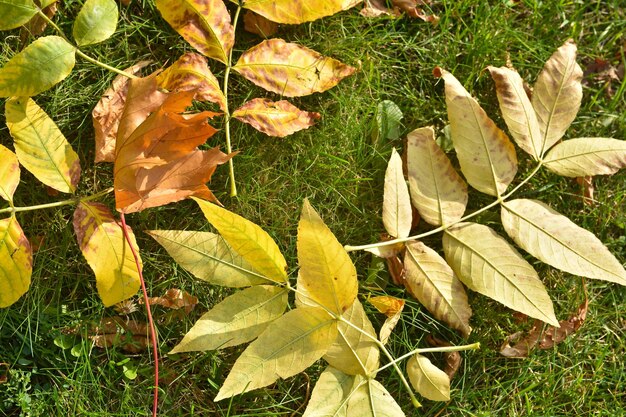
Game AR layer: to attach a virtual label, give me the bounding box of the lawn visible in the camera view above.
[1,0,625,416]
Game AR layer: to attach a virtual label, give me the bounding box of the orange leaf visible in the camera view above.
[233,98,320,137]
[368,295,405,344]
[143,288,199,314]
[243,11,278,37]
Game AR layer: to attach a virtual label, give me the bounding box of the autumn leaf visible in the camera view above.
[347,377,406,416]
[72,0,118,46]
[84,316,150,353]
[233,39,355,97]
[426,335,462,379]
[0,216,32,308]
[232,98,320,137]
[369,295,405,345]
[243,11,278,37]
[19,0,58,43]
[235,0,360,24]
[302,366,355,417]
[542,138,626,177]
[73,202,141,306]
[407,353,450,401]
[382,148,412,238]
[0,145,20,202]
[144,288,198,313]
[0,0,38,31]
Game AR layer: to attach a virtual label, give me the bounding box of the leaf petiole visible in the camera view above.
[375,342,481,374]
[0,187,114,215]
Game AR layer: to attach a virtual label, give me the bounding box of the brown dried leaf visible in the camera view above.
[426,335,462,379]
[88,317,150,353]
[232,98,320,137]
[19,1,58,44]
[386,255,405,286]
[0,362,8,385]
[576,176,595,206]
[143,288,199,314]
[583,58,622,97]
[243,11,278,37]
[361,0,438,22]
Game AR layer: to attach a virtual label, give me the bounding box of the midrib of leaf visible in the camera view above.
[538,57,574,156]
[510,75,540,157]
[504,203,619,277]
[336,327,368,375]
[545,148,622,163]
[426,144,444,225]
[367,379,377,416]
[309,229,342,313]
[0,217,23,283]
[414,356,444,398]
[184,0,227,61]
[235,63,317,71]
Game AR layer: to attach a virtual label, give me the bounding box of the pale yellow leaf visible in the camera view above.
[0,216,32,308]
[194,198,288,284]
[346,377,406,417]
[170,285,288,353]
[5,97,80,193]
[215,307,337,401]
[73,202,141,306]
[532,40,583,155]
[232,98,320,137]
[406,126,468,226]
[147,230,268,287]
[368,295,404,345]
[501,199,626,285]
[364,241,405,259]
[543,138,626,177]
[406,353,450,401]
[302,366,354,417]
[382,148,412,238]
[323,299,380,376]
[443,222,558,326]
[233,0,360,24]
[233,39,355,97]
[437,68,518,196]
[404,241,472,337]
[297,199,358,314]
[0,145,20,202]
[488,66,543,159]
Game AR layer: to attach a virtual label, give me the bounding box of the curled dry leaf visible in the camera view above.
[386,254,405,286]
[232,98,320,137]
[576,176,594,206]
[361,0,438,22]
[144,288,199,314]
[243,11,278,37]
[86,316,150,353]
[368,295,405,345]
[426,335,462,379]
[19,0,58,44]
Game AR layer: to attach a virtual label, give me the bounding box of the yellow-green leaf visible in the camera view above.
[156,52,227,111]
[233,39,355,97]
[407,126,468,226]
[0,36,75,97]
[0,145,20,202]
[346,377,406,417]
[543,138,626,177]
[323,299,380,376]
[0,0,38,31]
[156,0,234,64]
[170,285,288,353]
[404,241,472,337]
[302,366,354,417]
[488,66,543,159]
[215,307,338,401]
[382,148,412,238]
[232,98,321,137]
[443,222,558,326]
[147,230,269,287]
[6,97,80,193]
[73,202,141,306]
[532,40,583,155]
[0,216,32,308]
[233,0,359,24]
[437,68,518,197]
[297,199,358,314]
[72,0,118,46]
[501,199,626,285]
[406,353,450,401]
[194,198,288,284]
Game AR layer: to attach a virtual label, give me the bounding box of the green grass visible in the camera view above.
[1,0,625,416]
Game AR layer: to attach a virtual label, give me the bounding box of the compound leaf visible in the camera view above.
[443,222,558,326]
[0,0,38,30]
[302,366,354,417]
[195,198,289,284]
[501,199,626,285]
[73,202,141,306]
[170,285,289,353]
[234,0,359,24]
[233,39,355,97]
[0,216,32,308]
[407,126,468,226]
[382,148,412,238]
[6,97,80,193]
[215,307,337,401]
[542,138,626,177]
[436,68,518,197]
[407,353,450,401]
[0,145,20,202]
[232,98,320,137]
[72,0,118,46]
[0,36,75,97]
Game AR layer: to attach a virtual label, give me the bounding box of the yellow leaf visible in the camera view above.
[0,0,38,30]
[436,68,518,197]
[323,299,380,376]
[543,138,626,177]
[297,199,358,314]
[0,145,20,202]
[232,98,320,137]
[382,148,412,238]
[215,307,337,401]
[406,126,468,226]
[233,39,355,97]
[532,40,583,155]
[443,222,558,326]
[302,366,354,417]
[194,198,288,284]
[147,230,269,287]
[233,0,360,24]
[0,216,32,308]
[368,295,404,345]
[6,97,80,194]
[406,353,450,401]
[404,241,472,337]
[73,202,141,306]
[488,66,543,159]
[155,0,234,64]
[72,0,118,46]
[501,199,626,285]
[346,377,406,416]
[170,285,288,353]
[156,52,227,111]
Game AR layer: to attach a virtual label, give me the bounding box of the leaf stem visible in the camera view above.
[119,213,159,417]
[0,187,114,215]
[344,162,545,252]
[375,342,481,374]
[222,4,243,197]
